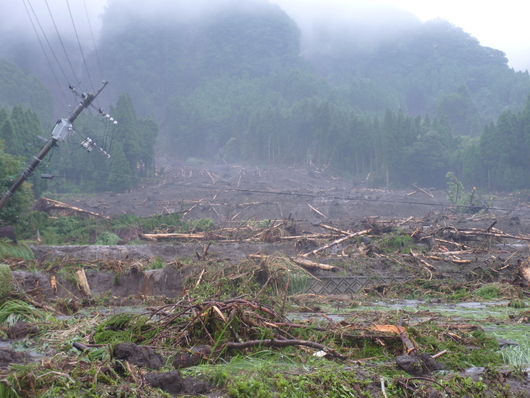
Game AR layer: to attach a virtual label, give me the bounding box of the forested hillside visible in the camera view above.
[1,0,530,195]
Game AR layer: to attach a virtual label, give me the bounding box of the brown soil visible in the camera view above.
[16,162,528,301]
[60,161,530,235]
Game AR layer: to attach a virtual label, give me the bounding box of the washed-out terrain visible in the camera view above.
[2,163,530,397]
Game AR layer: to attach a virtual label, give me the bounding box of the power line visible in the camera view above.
[41,163,522,214]
[65,0,96,95]
[43,0,79,86]
[83,0,104,80]
[21,0,69,108]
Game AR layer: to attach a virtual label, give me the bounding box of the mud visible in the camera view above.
[13,262,193,300]
[0,347,31,369]
[60,163,530,231]
[113,343,164,370]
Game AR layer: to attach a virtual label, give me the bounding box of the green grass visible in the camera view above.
[0,241,35,260]
[15,211,211,245]
[489,326,530,367]
[185,354,375,398]
[0,299,50,326]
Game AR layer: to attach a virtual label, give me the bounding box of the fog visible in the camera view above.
[1,0,528,70]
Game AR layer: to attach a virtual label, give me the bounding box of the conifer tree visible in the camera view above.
[106,142,131,193]
[0,119,20,157]
[113,94,142,182]
[0,141,34,224]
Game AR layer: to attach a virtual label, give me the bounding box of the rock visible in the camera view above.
[172,345,211,369]
[396,355,424,376]
[145,371,184,395]
[396,353,443,376]
[497,338,518,348]
[113,343,163,370]
[7,322,39,339]
[464,366,485,381]
[145,371,212,396]
[0,347,31,368]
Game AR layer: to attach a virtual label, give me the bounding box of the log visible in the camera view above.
[75,269,92,296]
[34,197,109,219]
[291,257,340,272]
[307,204,327,218]
[140,232,227,241]
[319,224,352,235]
[280,234,334,240]
[302,229,372,257]
[412,183,434,198]
[248,254,340,272]
[225,339,347,360]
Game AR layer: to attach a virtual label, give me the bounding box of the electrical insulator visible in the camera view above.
[81,137,97,152]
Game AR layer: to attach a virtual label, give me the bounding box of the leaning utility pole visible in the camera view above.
[0,81,108,213]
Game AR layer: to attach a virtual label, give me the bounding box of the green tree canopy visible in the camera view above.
[0,141,34,224]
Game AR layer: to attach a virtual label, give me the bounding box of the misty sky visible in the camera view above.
[2,0,529,71]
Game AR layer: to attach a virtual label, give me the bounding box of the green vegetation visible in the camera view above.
[0,299,48,325]
[0,59,53,123]
[0,272,527,397]
[445,171,483,212]
[93,313,157,345]
[0,141,34,225]
[15,211,207,245]
[2,1,530,194]
[0,241,34,261]
[0,264,16,303]
[365,280,519,303]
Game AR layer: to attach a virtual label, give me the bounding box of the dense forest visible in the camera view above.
[1,0,530,201]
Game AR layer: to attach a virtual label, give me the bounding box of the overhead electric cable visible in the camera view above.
[43,0,79,85]
[39,162,523,214]
[65,0,96,95]
[83,0,104,80]
[21,0,69,108]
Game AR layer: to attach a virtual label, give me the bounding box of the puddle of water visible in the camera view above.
[289,299,522,324]
[344,299,514,320]
[287,313,346,322]
[0,340,46,362]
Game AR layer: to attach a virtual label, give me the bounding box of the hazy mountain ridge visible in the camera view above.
[1,0,530,193]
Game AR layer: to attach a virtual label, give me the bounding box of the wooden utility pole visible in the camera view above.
[0,82,108,214]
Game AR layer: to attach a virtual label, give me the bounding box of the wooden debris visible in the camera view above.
[140,232,228,241]
[371,324,416,355]
[225,339,347,360]
[75,269,92,296]
[411,183,434,198]
[302,229,371,257]
[518,259,530,285]
[291,257,340,272]
[432,350,448,359]
[196,242,211,260]
[307,204,327,218]
[248,254,340,272]
[34,197,109,219]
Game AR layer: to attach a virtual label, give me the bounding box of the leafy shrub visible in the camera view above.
[95,232,121,245]
[0,264,16,303]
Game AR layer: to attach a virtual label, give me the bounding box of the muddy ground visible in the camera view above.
[64,161,530,231]
[36,161,530,297]
[4,162,530,397]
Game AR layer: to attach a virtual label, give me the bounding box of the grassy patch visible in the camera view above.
[0,241,34,261]
[0,299,50,326]
[15,211,212,245]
